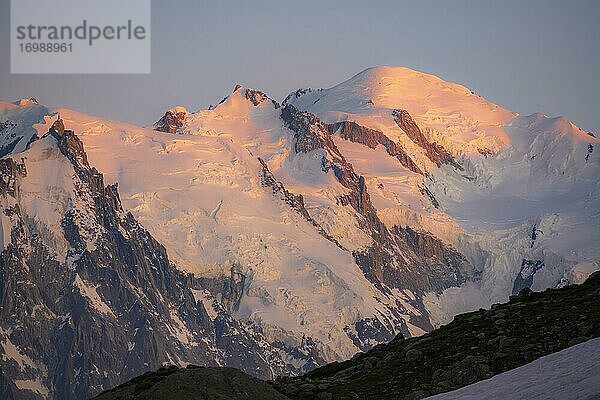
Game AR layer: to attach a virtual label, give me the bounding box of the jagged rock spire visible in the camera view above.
[153,107,187,134]
[51,114,65,135]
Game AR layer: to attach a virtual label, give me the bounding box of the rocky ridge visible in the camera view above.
[281,103,475,305]
[391,109,461,170]
[326,121,422,174]
[153,107,187,133]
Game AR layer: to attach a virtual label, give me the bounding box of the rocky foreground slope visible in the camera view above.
[95,272,600,399]
[273,271,600,399]
[93,366,288,400]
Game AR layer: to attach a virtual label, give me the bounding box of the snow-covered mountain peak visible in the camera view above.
[215,85,279,110]
[152,85,281,137]
[0,98,50,157]
[153,106,189,133]
[286,65,517,156]
[205,84,280,113]
[507,112,600,144]
[282,66,599,327]
[168,105,188,114]
[155,85,278,135]
[15,97,39,106]
[340,65,473,98]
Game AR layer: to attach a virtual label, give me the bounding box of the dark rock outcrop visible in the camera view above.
[281,104,333,154]
[258,157,343,249]
[344,318,397,352]
[586,144,594,161]
[419,184,440,209]
[0,120,20,157]
[153,108,187,133]
[392,109,462,170]
[195,265,247,314]
[477,147,494,158]
[394,225,471,280]
[512,259,545,295]
[245,88,280,109]
[326,121,422,174]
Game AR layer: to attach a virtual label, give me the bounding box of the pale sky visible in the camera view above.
[1,0,599,133]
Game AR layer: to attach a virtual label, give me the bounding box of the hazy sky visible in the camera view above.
[1,0,599,132]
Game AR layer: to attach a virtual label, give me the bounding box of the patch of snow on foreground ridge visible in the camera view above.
[425,338,600,400]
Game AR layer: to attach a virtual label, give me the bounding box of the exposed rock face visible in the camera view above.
[195,265,246,314]
[0,120,21,157]
[344,318,397,352]
[394,225,471,275]
[258,157,342,248]
[512,259,545,294]
[326,121,422,174]
[282,88,320,107]
[392,109,462,170]
[281,106,380,225]
[0,103,47,157]
[280,104,474,300]
[280,105,384,239]
[245,88,280,109]
[477,147,494,158]
[0,121,301,400]
[586,144,594,161]
[419,184,440,209]
[281,104,333,154]
[153,108,187,133]
[50,118,91,169]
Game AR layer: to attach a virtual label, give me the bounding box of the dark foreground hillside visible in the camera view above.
[274,271,600,399]
[92,366,288,400]
[94,272,600,400]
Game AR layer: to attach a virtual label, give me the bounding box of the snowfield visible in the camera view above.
[425,338,600,400]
